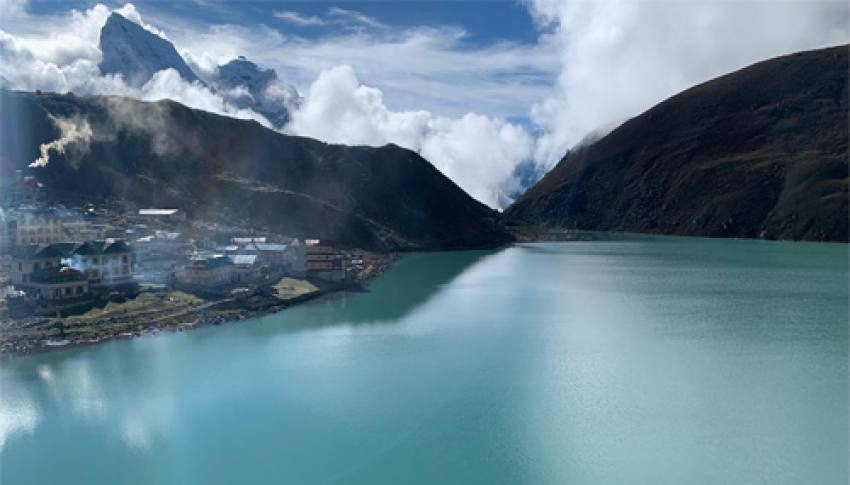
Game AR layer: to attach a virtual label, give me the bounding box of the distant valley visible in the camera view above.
[1,32,847,248]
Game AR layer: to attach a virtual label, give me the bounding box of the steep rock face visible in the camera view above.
[216,57,276,95]
[97,13,298,128]
[0,90,510,251]
[98,13,201,86]
[214,57,298,128]
[505,45,849,242]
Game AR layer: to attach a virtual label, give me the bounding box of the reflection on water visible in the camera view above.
[0,384,38,452]
[0,249,494,458]
[0,239,847,485]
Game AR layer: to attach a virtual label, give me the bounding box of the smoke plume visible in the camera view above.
[29,115,93,168]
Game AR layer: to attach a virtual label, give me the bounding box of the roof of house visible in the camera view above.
[13,244,67,259]
[73,240,132,256]
[154,231,182,240]
[30,266,87,284]
[232,237,267,244]
[138,209,179,216]
[228,254,259,266]
[13,240,133,259]
[243,243,288,252]
[72,242,102,256]
[305,239,336,247]
[10,207,85,222]
[51,242,80,256]
[187,255,233,270]
[103,240,131,254]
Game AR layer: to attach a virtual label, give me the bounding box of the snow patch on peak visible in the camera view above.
[98,12,201,87]
[213,56,300,128]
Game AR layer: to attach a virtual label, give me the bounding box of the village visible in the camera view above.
[0,171,394,356]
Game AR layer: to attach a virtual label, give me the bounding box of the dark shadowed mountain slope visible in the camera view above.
[0,90,510,251]
[505,45,849,242]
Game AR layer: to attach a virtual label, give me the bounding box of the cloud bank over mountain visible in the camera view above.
[1,0,847,208]
[0,2,541,207]
[526,0,850,166]
[0,4,268,125]
[289,65,535,208]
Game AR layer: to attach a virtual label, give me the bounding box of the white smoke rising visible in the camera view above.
[29,115,93,168]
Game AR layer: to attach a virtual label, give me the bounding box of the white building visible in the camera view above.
[138,208,185,223]
[179,255,235,289]
[67,240,135,289]
[4,208,100,246]
[228,254,262,283]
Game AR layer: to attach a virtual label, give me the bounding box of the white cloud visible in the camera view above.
[140,69,269,124]
[420,114,534,209]
[327,7,385,29]
[290,65,533,208]
[1,3,536,207]
[526,0,850,167]
[3,0,847,209]
[0,4,271,127]
[150,18,558,121]
[273,10,326,27]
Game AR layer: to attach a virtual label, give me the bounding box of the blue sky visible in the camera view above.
[175,0,549,127]
[188,1,542,45]
[18,0,553,123]
[27,0,541,44]
[2,0,847,207]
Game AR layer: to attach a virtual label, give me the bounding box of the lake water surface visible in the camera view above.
[1,236,847,484]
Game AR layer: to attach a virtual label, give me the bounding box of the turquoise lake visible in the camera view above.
[1,236,847,484]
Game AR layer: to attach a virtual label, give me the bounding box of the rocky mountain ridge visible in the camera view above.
[0,89,510,251]
[98,12,296,129]
[505,45,849,242]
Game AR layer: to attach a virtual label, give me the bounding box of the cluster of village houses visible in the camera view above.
[0,204,355,318]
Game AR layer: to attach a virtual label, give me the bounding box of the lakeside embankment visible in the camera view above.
[0,252,399,358]
[507,225,593,243]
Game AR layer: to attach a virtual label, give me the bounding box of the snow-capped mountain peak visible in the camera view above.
[216,56,277,94]
[97,12,298,129]
[213,56,300,128]
[98,12,201,87]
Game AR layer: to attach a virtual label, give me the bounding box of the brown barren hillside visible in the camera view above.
[505,45,849,242]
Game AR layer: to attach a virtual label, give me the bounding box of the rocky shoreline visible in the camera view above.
[507,225,593,243]
[0,252,400,359]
